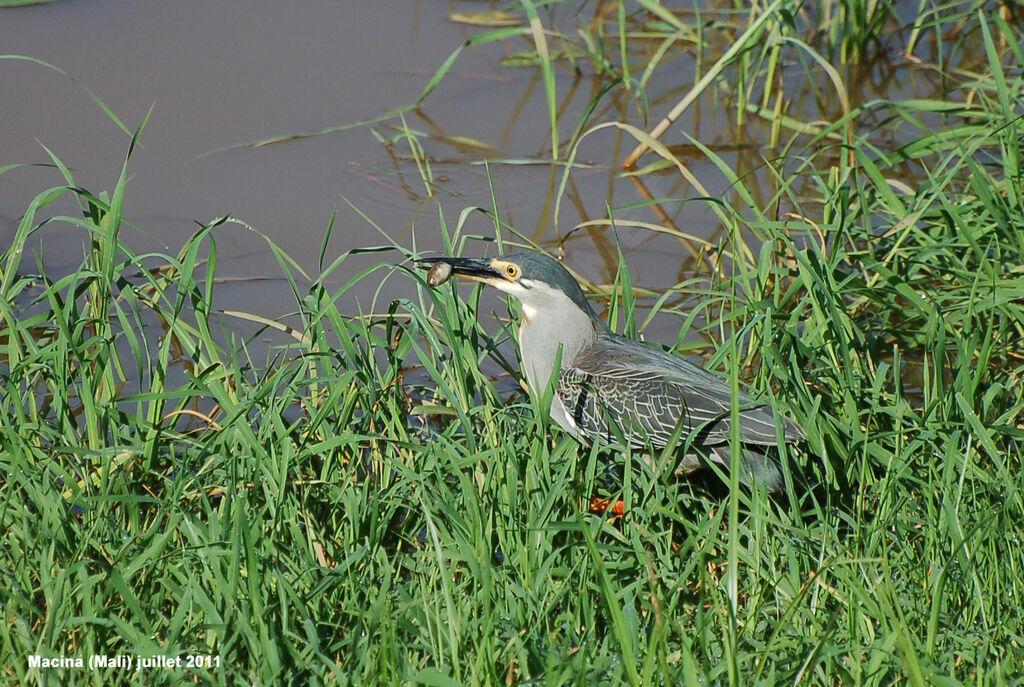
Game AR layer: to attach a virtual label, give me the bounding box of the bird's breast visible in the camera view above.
[516,309,595,416]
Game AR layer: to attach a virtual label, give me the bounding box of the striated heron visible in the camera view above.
[418,251,804,492]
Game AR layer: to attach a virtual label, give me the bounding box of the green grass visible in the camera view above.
[3,1,1024,685]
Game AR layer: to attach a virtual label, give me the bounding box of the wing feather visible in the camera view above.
[557,335,795,448]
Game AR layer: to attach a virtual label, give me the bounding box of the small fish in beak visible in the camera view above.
[426,261,452,287]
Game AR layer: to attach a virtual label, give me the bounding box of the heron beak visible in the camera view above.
[417,256,502,285]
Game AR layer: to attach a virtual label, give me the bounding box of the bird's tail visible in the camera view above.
[709,446,785,493]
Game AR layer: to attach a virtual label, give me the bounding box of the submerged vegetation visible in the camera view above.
[3,1,1023,684]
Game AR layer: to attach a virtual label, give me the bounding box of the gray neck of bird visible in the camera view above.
[517,299,599,397]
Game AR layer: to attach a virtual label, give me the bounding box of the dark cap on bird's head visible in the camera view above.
[418,251,602,325]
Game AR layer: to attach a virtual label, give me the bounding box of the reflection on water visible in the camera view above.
[2,0,1012,393]
[2,1,993,276]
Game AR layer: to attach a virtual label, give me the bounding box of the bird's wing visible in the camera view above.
[558,336,787,447]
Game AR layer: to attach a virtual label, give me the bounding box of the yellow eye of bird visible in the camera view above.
[505,264,520,278]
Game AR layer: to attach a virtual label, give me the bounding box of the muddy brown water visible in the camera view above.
[2,1,963,357]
